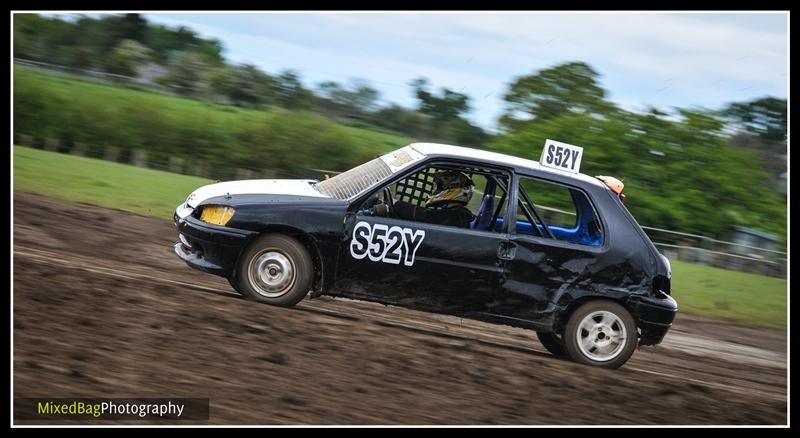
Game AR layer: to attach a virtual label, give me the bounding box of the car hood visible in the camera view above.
[186,179,328,208]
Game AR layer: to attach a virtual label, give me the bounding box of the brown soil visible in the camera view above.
[13,192,787,425]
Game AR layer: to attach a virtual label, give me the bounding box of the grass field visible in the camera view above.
[13,145,212,219]
[670,260,786,330]
[13,146,787,330]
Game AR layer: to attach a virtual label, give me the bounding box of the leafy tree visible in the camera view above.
[273,70,313,109]
[407,77,490,147]
[500,61,616,129]
[723,97,786,143]
[210,64,276,106]
[67,46,94,70]
[349,82,380,112]
[367,104,435,139]
[105,39,151,76]
[722,97,787,188]
[441,117,493,148]
[146,24,224,66]
[157,51,211,95]
[14,13,225,69]
[14,14,85,64]
[489,107,786,244]
[107,13,148,44]
[318,79,380,113]
[410,77,470,122]
[13,14,48,59]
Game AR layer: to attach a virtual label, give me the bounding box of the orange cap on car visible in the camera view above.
[595,175,624,194]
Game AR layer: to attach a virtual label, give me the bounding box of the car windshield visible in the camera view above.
[314,146,424,200]
[314,158,393,200]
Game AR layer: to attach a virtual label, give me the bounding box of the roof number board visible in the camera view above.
[540,139,583,174]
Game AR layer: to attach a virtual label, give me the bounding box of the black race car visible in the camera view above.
[174,142,677,368]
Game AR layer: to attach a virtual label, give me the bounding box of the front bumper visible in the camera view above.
[173,211,255,277]
[628,291,678,346]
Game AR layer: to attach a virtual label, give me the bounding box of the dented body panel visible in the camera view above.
[174,143,677,346]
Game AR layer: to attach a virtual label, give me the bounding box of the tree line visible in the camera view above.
[491,62,786,243]
[14,13,489,148]
[13,13,787,244]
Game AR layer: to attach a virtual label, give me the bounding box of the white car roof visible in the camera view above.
[408,142,605,189]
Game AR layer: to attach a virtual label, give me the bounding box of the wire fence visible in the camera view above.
[644,227,786,278]
[14,57,183,95]
[653,242,785,277]
[13,133,318,181]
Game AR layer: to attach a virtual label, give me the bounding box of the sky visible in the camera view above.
[138,12,788,132]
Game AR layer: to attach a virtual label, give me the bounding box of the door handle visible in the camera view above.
[498,241,517,261]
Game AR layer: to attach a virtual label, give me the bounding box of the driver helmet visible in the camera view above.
[425,170,474,207]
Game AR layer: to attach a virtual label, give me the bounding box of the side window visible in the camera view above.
[516,176,604,246]
[360,162,510,232]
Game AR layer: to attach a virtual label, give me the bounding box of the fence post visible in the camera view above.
[45,138,60,152]
[131,149,147,168]
[662,248,678,262]
[103,146,120,162]
[261,169,277,179]
[70,142,87,157]
[235,168,256,180]
[168,156,185,174]
[17,134,33,147]
[191,159,209,178]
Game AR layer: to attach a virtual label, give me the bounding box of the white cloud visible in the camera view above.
[143,12,788,130]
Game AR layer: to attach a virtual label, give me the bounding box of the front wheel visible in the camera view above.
[563,301,638,369]
[227,276,243,294]
[233,234,313,307]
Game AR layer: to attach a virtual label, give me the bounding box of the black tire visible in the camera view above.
[233,234,313,307]
[563,300,638,369]
[227,275,243,295]
[536,331,567,357]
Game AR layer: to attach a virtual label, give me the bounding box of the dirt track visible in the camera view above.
[13,192,787,425]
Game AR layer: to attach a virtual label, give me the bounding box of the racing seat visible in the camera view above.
[470,179,497,231]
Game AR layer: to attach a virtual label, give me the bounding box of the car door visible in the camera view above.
[490,173,608,323]
[333,162,512,315]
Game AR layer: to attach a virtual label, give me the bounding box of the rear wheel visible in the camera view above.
[233,234,313,307]
[563,301,638,369]
[536,331,567,357]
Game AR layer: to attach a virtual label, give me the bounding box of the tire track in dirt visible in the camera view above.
[14,245,786,403]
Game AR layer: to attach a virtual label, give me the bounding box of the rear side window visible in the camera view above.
[515,176,604,246]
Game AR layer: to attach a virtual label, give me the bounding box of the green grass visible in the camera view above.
[14,146,212,219]
[670,260,786,330]
[14,66,412,172]
[14,64,272,137]
[13,146,787,330]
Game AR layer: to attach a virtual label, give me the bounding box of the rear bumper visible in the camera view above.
[628,291,678,346]
[174,213,255,277]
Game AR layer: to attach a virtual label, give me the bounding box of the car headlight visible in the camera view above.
[199,205,235,226]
